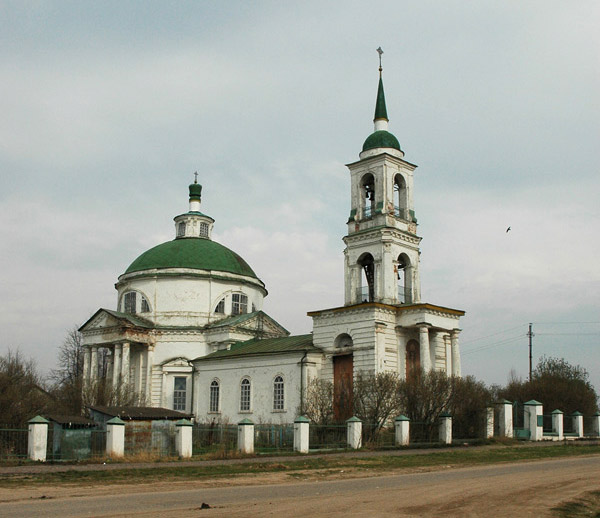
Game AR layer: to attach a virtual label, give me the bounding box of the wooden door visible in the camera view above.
[333,355,353,422]
[406,340,420,381]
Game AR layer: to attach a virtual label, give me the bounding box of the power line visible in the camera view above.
[461,324,528,346]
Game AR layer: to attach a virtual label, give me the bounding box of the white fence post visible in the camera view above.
[176,419,193,458]
[524,400,543,441]
[27,415,49,462]
[293,416,310,453]
[572,412,584,438]
[106,417,125,457]
[394,415,410,446]
[551,410,564,440]
[485,407,494,439]
[237,418,254,454]
[346,416,362,449]
[497,400,513,438]
[593,412,600,437]
[438,412,452,445]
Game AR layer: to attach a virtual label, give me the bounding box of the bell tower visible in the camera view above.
[344,51,422,306]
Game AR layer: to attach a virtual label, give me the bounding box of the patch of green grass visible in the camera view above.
[2,443,599,487]
[552,490,600,517]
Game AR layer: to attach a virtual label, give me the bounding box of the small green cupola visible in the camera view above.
[361,48,402,157]
[189,179,202,201]
[173,175,215,240]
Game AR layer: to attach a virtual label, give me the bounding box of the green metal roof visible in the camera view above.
[374,77,388,120]
[362,130,401,152]
[103,309,154,328]
[189,182,202,199]
[196,334,317,361]
[206,311,289,335]
[124,238,258,278]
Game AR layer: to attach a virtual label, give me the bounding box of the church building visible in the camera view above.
[79,60,464,424]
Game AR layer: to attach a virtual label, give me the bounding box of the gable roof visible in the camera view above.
[195,334,318,362]
[79,308,154,332]
[205,310,289,335]
[88,405,192,420]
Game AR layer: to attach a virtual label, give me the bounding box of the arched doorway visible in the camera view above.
[333,354,353,422]
[406,339,420,381]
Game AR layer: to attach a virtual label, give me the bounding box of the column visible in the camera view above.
[551,410,564,440]
[136,350,143,394]
[106,417,125,457]
[176,419,193,458]
[82,347,91,388]
[146,346,154,404]
[438,413,452,445]
[237,419,254,454]
[451,329,461,377]
[346,416,362,449]
[112,344,122,387]
[418,325,432,372]
[27,416,49,462]
[293,416,310,453]
[524,400,543,441]
[394,415,410,446]
[90,346,98,382]
[444,334,452,374]
[497,400,513,438]
[121,342,130,387]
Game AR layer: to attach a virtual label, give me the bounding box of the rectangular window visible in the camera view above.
[124,292,137,314]
[232,293,248,316]
[173,377,187,411]
[199,222,209,238]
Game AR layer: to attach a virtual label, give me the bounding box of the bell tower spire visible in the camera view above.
[343,50,422,306]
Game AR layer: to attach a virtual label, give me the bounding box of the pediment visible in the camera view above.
[207,311,289,339]
[80,310,123,332]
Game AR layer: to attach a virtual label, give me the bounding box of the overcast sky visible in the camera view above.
[1,1,599,391]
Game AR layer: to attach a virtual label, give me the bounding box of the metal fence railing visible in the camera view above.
[47,428,107,461]
[361,424,395,448]
[309,424,347,450]
[0,425,28,460]
[192,423,237,455]
[584,416,597,437]
[406,421,438,444]
[254,424,294,453]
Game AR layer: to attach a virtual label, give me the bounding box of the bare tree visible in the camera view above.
[303,377,334,425]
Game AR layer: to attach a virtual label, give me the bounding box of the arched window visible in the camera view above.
[177,222,186,238]
[232,293,248,316]
[361,173,375,219]
[215,298,225,314]
[273,376,284,411]
[240,378,251,412]
[393,174,408,220]
[209,380,220,413]
[123,291,137,314]
[357,253,375,302]
[397,253,412,304]
[334,333,353,348]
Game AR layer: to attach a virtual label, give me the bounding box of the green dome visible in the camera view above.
[189,182,202,199]
[362,130,401,152]
[124,238,258,278]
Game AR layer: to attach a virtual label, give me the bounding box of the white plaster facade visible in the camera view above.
[78,65,464,425]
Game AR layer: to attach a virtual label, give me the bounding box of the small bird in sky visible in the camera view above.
[506,226,511,233]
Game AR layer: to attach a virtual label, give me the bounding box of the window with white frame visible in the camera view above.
[209,380,220,413]
[199,222,209,238]
[240,378,251,412]
[173,377,187,411]
[177,222,186,238]
[215,298,225,314]
[232,293,248,316]
[273,376,284,411]
[124,292,137,314]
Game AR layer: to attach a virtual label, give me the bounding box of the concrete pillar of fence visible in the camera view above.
[106,417,125,457]
[27,415,49,462]
[497,400,513,438]
[524,400,543,441]
[438,412,452,445]
[394,415,410,446]
[572,412,584,438]
[176,419,193,458]
[485,407,494,439]
[346,416,362,449]
[551,410,563,440]
[237,418,254,454]
[593,412,600,437]
[293,416,310,453]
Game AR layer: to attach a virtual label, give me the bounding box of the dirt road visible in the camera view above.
[1,455,599,517]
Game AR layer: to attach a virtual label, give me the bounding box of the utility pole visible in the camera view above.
[527,323,534,381]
